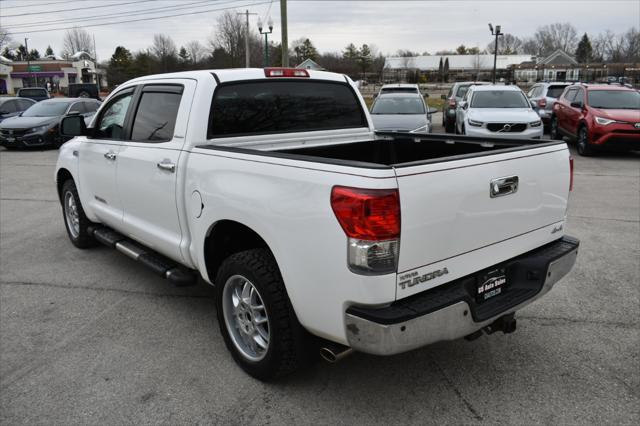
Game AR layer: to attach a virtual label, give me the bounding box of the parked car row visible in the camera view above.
[549,83,640,156]
[436,80,638,156]
[0,97,101,149]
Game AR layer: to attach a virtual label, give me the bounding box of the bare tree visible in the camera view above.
[533,23,578,56]
[486,34,523,54]
[0,26,11,51]
[63,27,93,58]
[151,33,177,72]
[185,40,206,65]
[622,27,640,62]
[209,11,245,67]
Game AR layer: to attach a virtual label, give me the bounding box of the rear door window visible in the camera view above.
[130,86,183,142]
[208,81,367,138]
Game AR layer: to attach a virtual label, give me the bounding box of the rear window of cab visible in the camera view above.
[207,80,367,138]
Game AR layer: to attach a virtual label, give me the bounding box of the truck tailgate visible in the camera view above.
[395,144,570,299]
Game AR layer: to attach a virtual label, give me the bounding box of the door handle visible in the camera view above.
[490,176,519,198]
[157,160,175,173]
[104,151,117,161]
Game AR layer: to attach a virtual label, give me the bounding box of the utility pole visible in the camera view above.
[280,0,288,67]
[24,37,31,87]
[238,10,257,68]
[488,23,503,84]
[93,34,100,89]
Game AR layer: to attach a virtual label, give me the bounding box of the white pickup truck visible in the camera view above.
[56,68,579,380]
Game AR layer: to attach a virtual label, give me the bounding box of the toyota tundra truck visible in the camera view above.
[56,68,579,380]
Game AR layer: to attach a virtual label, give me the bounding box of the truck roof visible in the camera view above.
[123,68,349,85]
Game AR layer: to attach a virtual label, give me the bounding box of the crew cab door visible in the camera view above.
[115,80,195,262]
[78,88,135,228]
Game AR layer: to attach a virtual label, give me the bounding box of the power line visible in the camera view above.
[6,0,272,35]
[0,0,69,9]
[1,0,156,18]
[3,0,219,29]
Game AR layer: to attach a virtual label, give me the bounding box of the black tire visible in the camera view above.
[444,120,455,134]
[577,125,595,156]
[78,91,90,98]
[61,180,96,248]
[549,116,561,140]
[215,249,315,381]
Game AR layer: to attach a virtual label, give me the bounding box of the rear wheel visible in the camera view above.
[78,91,90,98]
[549,116,561,140]
[577,125,595,156]
[215,249,315,381]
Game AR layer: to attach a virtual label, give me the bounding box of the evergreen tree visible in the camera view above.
[299,38,318,61]
[107,46,134,87]
[178,47,191,66]
[444,58,450,82]
[28,49,40,60]
[575,33,593,63]
[45,45,54,56]
[456,45,468,55]
[438,57,444,82]
[16,44,28,61]
[342,43,359,60]
[1,46,16,60]
[358,44,372,78]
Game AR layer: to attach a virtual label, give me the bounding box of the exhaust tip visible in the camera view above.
[319,347,338,363]
[319,345,353,363]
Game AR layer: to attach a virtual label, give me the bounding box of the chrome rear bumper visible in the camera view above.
[345,236,579,356]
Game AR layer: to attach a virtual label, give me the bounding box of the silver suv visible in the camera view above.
[526,82,572,129]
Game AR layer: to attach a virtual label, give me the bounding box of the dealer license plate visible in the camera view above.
[476,267,507,303]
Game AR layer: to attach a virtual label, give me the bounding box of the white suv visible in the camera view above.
[456,85,544,139]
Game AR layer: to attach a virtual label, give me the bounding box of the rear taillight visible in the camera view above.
[448,99,457,108]
[331,186,400,274]
[538,98,547,108]
[569,157,574,191]
[264,68,309,77]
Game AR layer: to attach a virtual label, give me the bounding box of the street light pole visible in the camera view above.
[488,23,503,84]
[24,37,31,87]
[258,18,274,67]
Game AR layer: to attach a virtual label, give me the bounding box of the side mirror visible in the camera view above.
[427,107,438,115]
[424,93,429,98]
[60,115,88,137]
[570,101,583,109]
[440,94,447,100]
[373,93,378,99]
[530,100,537,109]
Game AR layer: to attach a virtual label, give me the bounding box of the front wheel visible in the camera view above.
[215,249,314,381]
[577,126,595,156]
[61,180,96,248]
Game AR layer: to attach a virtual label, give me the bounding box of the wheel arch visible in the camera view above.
[203,219,273,285]
[56,168,74,203]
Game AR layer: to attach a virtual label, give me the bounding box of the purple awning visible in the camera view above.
[10,71,65,78]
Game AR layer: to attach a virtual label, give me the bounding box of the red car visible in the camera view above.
[550,84,640,156]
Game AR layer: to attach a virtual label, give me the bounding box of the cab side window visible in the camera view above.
[1,100,17,113]
[130,85,183,143]
[94,90,134,140]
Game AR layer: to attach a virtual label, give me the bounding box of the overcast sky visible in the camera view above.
[1,0,639,60]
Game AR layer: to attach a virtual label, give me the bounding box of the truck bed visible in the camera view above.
[273,133,563,168]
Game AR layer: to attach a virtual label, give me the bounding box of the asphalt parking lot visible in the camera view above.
[1,135,639,425]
